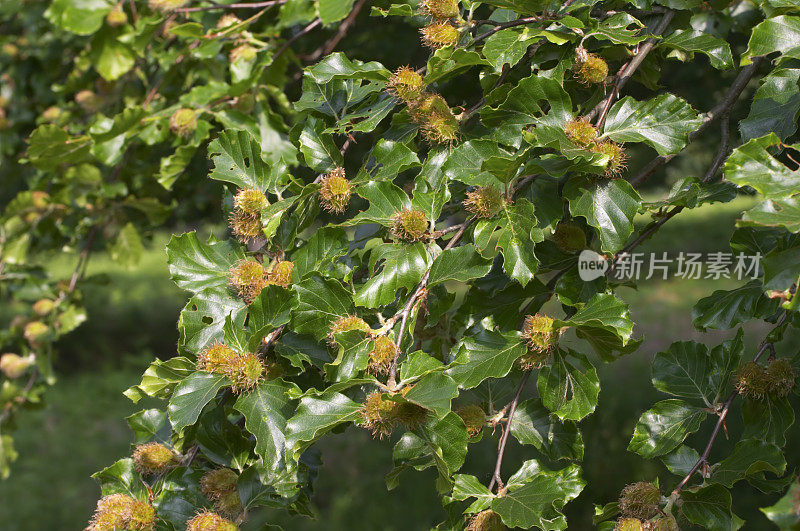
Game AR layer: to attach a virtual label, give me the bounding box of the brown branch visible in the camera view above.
[673,311,787,495]
[272,18,322,63]
[592,9,675,128]
[304,0,367,62]
[67,226,98,294]
[488,370,531,492]
[128,0,138,25]
[629,56,766,187]
[175,0,286,12]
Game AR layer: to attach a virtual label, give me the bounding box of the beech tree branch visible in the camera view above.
[673,311,787,494]
[304,0,368,62]
[175,0,286,12]
[488,370,531,492]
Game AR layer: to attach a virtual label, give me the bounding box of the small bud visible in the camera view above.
[392,209,428,242]
[765,358,796,398]
[361,392,398,439]
[735,362,770,400]
[386,67,425,104]
[574,52,609,85]
[564,118,598,146]
[455,404,485,437]
[148,0,186,12]
[420,21,460,49]
[169,108,198,138]
[267,260,294,288]
[319,167,352,214]
[23,321,49,345]
[228,209,262,243]
[463,186,504,219]
[328,315,372,344]
[133,442,177,475]
[466,509,506,530]
[619,481,661,520]
[89,494,155,531]
[614,518,644,531]
[106,5,128,27]
[552,221,586,253]
[591,141,627,177]
[230,44,257,63]
[412,93,459,144]
[2,43,18,57]
[0,353,34,379]
[517,314,560,370]
[233,189,268,215]
[75,90,101,112]
[419,0,460,19]
[217,13,241,29]
[229,259,267,303]
[42,106,62,122]
[368,336,397,376]
[32,299,56,316]
[186,510,238,531]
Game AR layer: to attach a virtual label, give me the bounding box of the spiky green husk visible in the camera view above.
[553,221,587,253]
[464,187,504,219]
[455,404,485,437]
[412,93,459,144]
[591,141,627,177]
[766,358,796,397]
[198,342,238,374]
[392,209,428,241]
[517,314,559,369]
[386,67,425,103]
[419,0,460,18]
[564,118,598,146]
[575,53,609,85]
[267,260,294,288]
[736,362,770,400]
[229,209,262,243]
[369,335,396,376]
[89,494,156,531]
[319,167,352,214]
[229,259,266,303]
[466,509,507,531]
[361,392,398,439]
[234,189,268,215]
[228,353,265,392]
[169,108,197,137]
[420,21,460,49]
[201,468,242,516]
[133,442,177,475]
[328,315,372,345]
[394,401,428,431]
[619,481,661,520]
[186,510,238,531]
[651,515,679,531]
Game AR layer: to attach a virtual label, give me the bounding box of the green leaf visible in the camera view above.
[234,379,297,470]
[509,398,584,461]
[744,15,800,62]
[565,177,641,253]
[91,458,148,499]
[627,399,706,458]
[491,464,586,530]
[692,281,780,330]
[401,372,459,418]
[26,125,92,171]
[742,396,795,446]
[284,391,362,465]
[724,133,800,200]
[208,129,284,192]
[291,227,349,280]
[354,243,429,308]
[126,409,169,444]
[442,139,514,187]
[740,68,800,141]
[318,0,355,23]
[45,0,112,36]
[661,445,701,476]
[537,349,599,421]
[428,244,492,286]
[761,481,800,529]
[681,484,735,531]
[710,439,786,488]
[248,285,295,338]
[168,372,229,433]
[763,245,800,290]
[740,197,800,232]
[450,474,495,513]
[178,290,247,354]
[482,28,538,71]
[348,180,411,226]
[602,94,702,155]
[291,275,353,340]
[303,52,389,83]
[124,357,195,403]
[359,139,421,183]
[446,330,526,389]
[108,223,144,269]
[196,408,253,471]
[90,28,135,81]
[661,30,734,69]
[652,341,715,405]
[167,232,245,294]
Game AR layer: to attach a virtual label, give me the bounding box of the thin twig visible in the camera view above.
[304,0,367,62]
[592,9,675,128]
[473,16,552,44]
[67,226,98,294]
[673,311,787,494]
[488,371,531,492]
[272,18,322,62]
[175,0,286,12]
[629,57,766,187]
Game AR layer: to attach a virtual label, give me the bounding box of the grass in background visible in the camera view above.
[2,197,798,529]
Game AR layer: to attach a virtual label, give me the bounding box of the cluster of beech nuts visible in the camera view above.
[197,341,278,392]
[614,482,678,530]
[200,468,243,517]
[386,66,460,145]
[419,0,463,49]
[735,358,796,400]
[327,315,397,376]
